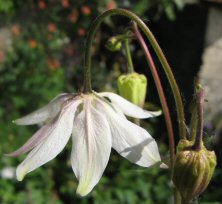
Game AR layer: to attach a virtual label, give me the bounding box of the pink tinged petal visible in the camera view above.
[5,122,55,157]
[96,99,161,167]
[71,98,112,196]
[99,92,161,119]
[14,93,74,125]
[16,99,81,181]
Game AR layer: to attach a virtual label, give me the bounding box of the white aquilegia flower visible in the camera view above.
[7,91,161,196]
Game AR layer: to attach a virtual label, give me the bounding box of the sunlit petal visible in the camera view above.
[99,92,161,118]
[14,93,73,125]
[96,99,161,167]
[16,99,81,181]
[71,98,111,196]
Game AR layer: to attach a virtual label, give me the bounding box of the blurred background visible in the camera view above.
[0,0,222,203]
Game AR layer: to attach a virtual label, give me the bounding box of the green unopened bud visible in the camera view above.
[117,72,147,107]
[106,37,122,52]
[173,140,216,204]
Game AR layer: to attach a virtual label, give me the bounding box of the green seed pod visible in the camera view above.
[117,72,147,107]
[173,139,216,204]
[105,37,122,52]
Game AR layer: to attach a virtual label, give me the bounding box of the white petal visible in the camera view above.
[71,98,111,196]
[6,122,55,157]
[14,93,74,125]
[99,92,161,119]
[16,99,81,181]
[96,99,161,167]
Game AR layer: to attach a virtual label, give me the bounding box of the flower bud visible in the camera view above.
[117,72,147,107]
[173,140,216,204]
[105,37,122,52]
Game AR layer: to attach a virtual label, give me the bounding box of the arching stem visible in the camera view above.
[83,8,186,140]
[133,23,175,170]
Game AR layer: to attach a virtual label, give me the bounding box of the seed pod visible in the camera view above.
[173,140,216,204]
[117,72,147,107]
[105,37,122,52]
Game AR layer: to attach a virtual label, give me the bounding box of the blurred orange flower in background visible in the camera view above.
[81,6,91,16]
[28,39,38,49]
[38,0,46,10]
[106,0,117,10]
[61,0,70,8]
[11,25,21,36]
[68,10,78,23]
[47,58,60,70]
[78,28,86,37]
[47,23,56,33]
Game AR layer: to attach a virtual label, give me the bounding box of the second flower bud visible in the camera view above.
[117,72,147,107]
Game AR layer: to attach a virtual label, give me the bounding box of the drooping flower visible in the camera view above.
[7,91,161,196]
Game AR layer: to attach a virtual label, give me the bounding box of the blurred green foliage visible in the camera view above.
[0,0,221,204]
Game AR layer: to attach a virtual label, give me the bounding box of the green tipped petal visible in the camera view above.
[16,167,27,181]
[71,98,112,196]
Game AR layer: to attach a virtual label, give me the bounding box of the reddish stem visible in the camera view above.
[193,84,204,151]
[133,23,175,169]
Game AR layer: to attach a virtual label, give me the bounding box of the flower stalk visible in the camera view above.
[124,36,134,73]
[83,8,186,140]
[133,23,175,169]
[190,104,198,142]
[192,83,204,151]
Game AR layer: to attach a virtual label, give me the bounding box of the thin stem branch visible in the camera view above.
[133,23,175,169]
[83,8,186,139]
[124,38,134,73]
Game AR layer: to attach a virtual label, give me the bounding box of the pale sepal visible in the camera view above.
[5,122,55,157]
[14,93,73,125]
[96,99,161,167]
[99,92,161,119]
[16,99,81,181]
[71,99,112,196]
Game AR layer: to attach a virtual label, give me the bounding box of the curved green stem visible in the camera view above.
[83,8,186,139]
